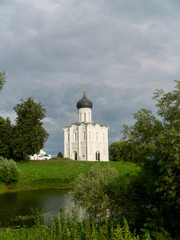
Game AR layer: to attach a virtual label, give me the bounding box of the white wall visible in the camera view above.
[78,108,92,123]
[64,123,109,161]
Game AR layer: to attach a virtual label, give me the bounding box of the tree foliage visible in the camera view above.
[0,70,6,93]
[57,152,63,158]
[12,97,49,160]
[120,80,180,236]
[0,157,21,185]
[0,117,13,159]
[109,141,135,162]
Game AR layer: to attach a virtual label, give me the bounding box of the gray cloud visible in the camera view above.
[0,0,179,156]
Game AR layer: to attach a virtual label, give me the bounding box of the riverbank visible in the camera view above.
[0,158,140,193]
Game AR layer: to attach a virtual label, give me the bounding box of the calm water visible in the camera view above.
[0,188,72,227]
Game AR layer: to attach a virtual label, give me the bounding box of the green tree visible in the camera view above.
[0,117,13,159]
[12,97,49,160]
[57,152,63,158]
[109,142,124,161]
[121,81,180,236]
[109,141,134,162]
[0,70,6,93]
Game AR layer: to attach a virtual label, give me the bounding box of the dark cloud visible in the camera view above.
[0,0,179,156]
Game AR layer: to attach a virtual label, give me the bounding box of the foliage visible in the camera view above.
[71,165,121,221]
[109,141,134,162]
[120,81,180,237]
[57,152,63,158]
[0,117,13,159]
[0,157,21,185]
[0,70,6,93]
[12,97,49,160]
[0,211,154,240]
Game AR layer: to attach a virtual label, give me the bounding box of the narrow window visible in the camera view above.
[74,132,77,141]
[83,131,86,140]
[89,131,91,141]
[96,132,98,141]
[84,113,86,122]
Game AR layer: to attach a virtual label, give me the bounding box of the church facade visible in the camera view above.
[63,86,109,161]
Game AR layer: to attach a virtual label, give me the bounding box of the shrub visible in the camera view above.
[70,164,120,221]
[0,156,21,185]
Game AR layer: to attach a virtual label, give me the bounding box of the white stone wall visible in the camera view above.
[64,123,109,161]
[78,108,92,123]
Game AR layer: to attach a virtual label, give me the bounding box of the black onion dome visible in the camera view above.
[76,93,93,109]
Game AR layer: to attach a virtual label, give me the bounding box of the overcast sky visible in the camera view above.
[0,0,180,156]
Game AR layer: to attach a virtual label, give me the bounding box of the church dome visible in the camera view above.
[77,93,93,109]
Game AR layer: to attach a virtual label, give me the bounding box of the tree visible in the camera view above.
[109,142,124,161]
[0,117,13,159]
[12,97,49,160]
[109,141,135,162]
[120,80,180,237]
[57,152,63,158]
[0,70,6,93]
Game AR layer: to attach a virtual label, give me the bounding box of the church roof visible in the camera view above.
[76,93,93,109]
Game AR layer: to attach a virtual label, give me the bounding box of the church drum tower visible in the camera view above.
[63,86,109,161]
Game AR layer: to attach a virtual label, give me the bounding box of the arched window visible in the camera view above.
[74,151,77,160]
[95,151,100,161]
[83,131,86,140]
[84,113,86,122]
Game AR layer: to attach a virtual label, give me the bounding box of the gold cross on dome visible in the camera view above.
[83,84,86,93]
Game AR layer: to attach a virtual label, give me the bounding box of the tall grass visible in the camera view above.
[0,211,152,240]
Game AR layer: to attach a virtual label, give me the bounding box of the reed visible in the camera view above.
[0,211,152,240]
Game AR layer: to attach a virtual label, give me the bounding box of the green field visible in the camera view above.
[0,158,140,193]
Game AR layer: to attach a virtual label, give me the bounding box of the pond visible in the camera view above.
[0,188,73,227]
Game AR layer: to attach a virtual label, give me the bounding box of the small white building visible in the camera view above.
[63,86,109,161]
[29,150,52,160]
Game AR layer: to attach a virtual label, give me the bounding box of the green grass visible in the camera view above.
[0,158,140,193]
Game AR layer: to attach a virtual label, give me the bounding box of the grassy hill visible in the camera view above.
[0,158,140,193]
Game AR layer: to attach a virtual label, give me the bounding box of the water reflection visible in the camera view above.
[0,188,72,227]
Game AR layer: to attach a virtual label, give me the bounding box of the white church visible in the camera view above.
[63,85,109,161]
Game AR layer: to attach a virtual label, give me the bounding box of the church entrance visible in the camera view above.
[74,151,77,160]
[95,151,100,161]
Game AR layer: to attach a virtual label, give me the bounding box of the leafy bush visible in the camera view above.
[0,156,21,185]
[70,165,120,221]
